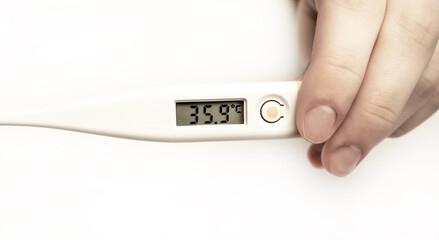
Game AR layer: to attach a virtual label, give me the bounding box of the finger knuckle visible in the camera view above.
[319,58,364,84]
[397,7,439,49]
[361,95,399,134]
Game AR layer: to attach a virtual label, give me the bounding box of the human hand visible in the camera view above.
[295,0,439,176]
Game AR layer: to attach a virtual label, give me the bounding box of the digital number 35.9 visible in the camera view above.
[189,104,242,125]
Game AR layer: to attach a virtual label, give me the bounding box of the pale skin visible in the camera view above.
[295,0,439,177]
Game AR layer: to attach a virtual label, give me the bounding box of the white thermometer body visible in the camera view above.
[0,81,301,142]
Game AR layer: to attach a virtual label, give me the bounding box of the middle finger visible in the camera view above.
[321,0,439,176]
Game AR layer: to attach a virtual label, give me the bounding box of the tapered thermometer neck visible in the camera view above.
[0,81,301,142]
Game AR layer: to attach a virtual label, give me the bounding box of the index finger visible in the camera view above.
[296,0,386,143]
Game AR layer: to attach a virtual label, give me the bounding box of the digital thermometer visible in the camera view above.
[0,81,301,142]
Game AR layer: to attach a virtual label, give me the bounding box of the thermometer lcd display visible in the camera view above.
[176,100,244,126]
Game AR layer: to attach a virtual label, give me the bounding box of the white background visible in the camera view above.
[0,0,438,239]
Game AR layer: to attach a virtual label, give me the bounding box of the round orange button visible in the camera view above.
[266,106,279,118]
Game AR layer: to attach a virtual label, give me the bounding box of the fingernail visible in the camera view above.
[329,146,362,177]
[303,105,337,143]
